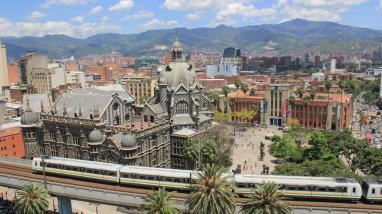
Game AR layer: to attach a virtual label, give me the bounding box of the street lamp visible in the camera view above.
[41,155,48,189]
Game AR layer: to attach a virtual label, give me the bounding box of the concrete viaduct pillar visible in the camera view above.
[57,196,72,214]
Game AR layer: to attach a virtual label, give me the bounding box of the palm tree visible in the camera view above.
[187,164,235,214]
[241,182,291,214]
[324,79,332,102]
[222,86,230,113]
[234,79,241,112]
[234,79,241,91]
[14,184,49,214]
[241,83,249,96]
[309,86,316,101]
[288,95,296,104]
[141,187,180,214]
[296,86,304,99]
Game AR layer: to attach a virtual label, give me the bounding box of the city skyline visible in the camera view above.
[0,0,382,38]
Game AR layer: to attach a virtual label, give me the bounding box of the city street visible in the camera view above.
[231,126,283,174]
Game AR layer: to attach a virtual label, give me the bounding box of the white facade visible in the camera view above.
[66,71,86,87]
[311,72,325,81]
[0,42,9,94]
[30,63,65,94]
[330,59,336,73]
[206,63,240,78]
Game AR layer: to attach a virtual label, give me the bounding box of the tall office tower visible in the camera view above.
[0,41,9,95]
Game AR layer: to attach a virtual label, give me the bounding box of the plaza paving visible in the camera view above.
[230,126,283,174]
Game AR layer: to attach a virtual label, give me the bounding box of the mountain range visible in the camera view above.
[1,19,382,60]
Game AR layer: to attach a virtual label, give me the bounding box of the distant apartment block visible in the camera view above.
[84,65,112,81]
[7,63,19,85]
[206,47,243,77]
[120,76,155,105]
[199,79,227,90]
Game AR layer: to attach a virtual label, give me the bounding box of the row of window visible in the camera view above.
[40,162,117,176]
[121,173,190,183]
[236,183,357,193]
[0,136,15,142]
[0,144,16,150]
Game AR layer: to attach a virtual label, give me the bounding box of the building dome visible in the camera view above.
[122,134,137,147]
[20,111,40,125]
[89,129,103,142]
[162,61,198,90]
[112,133,137,147]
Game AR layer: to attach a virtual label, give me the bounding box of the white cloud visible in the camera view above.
[101,16,109,21]
[0,17,122,38]
[124,11,154,20]
[28,11,45,20]
[274,0,368,22]
[293,0,369,7]
[379,0,382,9]
[90,5,103,14]
[42,0,92,7]
[109,0,134,11]
[185,13,201,21]
[163,0,239,11]
[143,19,178,30]
[71,16,85,23]
[215,2,276,22]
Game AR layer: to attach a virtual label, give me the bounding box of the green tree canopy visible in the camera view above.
[241,182,291,214]
[141,187,180,214]
[14,184,49,214]
[187,164,235,214]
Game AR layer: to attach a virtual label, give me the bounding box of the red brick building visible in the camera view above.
[84,65,112,81]
[199,79,227,90]
[219,90,263,124]
[0,128,25,158]
[7,63,19,85]
[289,93,352,130]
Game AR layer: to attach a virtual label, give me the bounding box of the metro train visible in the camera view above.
[32,157,382,203]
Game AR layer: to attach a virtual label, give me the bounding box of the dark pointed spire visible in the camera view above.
[78,105,82,117]
[40,100,45,113]
[63,103,67,116]
[26,96,32,112]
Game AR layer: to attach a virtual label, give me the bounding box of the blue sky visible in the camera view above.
[0,0,382,38]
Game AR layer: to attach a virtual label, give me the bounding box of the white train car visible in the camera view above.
[119,165,197,190]
[32,157,122,183]
[363,179,382,203]
[234,174,362,201]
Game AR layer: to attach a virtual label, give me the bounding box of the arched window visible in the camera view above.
[176,101,188,114]
[115,115,120,125]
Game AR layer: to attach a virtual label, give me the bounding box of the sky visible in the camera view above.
[0,0,382,38]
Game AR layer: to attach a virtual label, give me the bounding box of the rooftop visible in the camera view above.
[227,90,264,100]
[0,127,21,137]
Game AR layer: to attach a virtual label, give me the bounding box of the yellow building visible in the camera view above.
[120,76,155,105]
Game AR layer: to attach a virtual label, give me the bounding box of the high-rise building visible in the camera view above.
[120,76,155,105]
[0,96,6,123]
[18,52,49,85]
[314,55,321,67]
[206,47,243,77]
[0,42,9,94]
[29,63,65,94]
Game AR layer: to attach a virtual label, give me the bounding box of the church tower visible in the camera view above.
[171,36,183,61]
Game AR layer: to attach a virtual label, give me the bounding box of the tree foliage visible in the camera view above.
[183,133,233,168]
[141,188,180,214]
[14,184,49,214]
[241,182,291,214]
[270,129,382,178]
[187,164,236,214]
